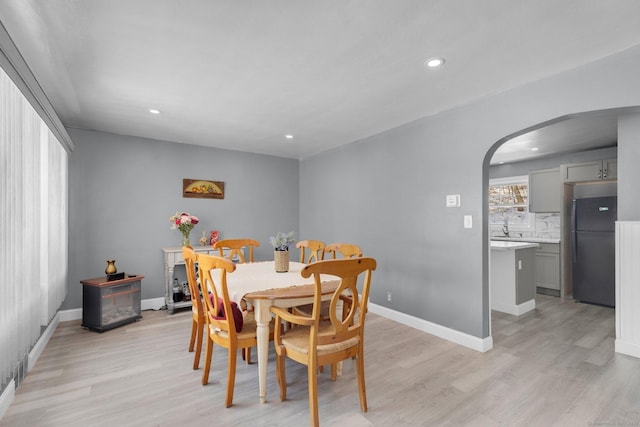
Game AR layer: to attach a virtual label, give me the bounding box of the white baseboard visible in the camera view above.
[615,339,640,359]
[58,308,81,322]
[0,380,15,423]
[491,298,536,317]
[58,297,167,322]
[28,313,59,372]
[368,303,493,353]
[2,314,60,422]
[142,297,166,311]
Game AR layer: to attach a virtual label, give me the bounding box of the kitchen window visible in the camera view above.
[489,176,531,228]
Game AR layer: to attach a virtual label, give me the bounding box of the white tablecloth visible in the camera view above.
[225,261,329,305]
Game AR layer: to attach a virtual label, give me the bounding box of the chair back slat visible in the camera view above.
[301,258,376,346]
[213,238,260,263]
[323,242,362,259]
[296,239,326,264]
[182,246,203,317]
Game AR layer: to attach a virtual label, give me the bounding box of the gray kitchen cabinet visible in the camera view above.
[490,243,537,315]
[516,247,536,305]
[562,159,617,182]
[604,158,617,180]
[529,168,561,212]
[535,243,560,296]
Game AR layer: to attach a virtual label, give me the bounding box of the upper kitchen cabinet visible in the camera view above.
[604,158,617,180]
[529,168,561,212]
[562,159,617,182]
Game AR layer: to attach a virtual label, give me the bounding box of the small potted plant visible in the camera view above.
[270,231,295,272]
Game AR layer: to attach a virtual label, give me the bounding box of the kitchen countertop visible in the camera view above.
[490,241,540,251]
[491,236,561,244]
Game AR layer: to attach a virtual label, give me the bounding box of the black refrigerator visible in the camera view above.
[571,196,617,307]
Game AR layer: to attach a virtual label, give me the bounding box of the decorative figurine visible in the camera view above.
[209,230,219,245]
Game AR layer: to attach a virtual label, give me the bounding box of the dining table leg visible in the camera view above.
[254,299,272,403]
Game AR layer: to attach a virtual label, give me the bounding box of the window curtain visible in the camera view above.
[0,65,68,392]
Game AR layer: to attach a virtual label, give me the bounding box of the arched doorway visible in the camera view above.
[483,109,622,343]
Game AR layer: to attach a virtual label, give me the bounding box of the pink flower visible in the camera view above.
[169,211,200,234]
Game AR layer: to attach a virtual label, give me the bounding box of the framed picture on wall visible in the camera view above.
[182,179,225,199]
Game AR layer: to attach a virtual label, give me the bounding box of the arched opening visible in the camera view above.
[482,108,627,346]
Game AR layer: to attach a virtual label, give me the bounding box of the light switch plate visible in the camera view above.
[464,215,472,228]
[446,194,461,207]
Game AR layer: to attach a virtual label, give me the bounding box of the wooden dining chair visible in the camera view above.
[296,240,326,264]
[270,257,377,427]
[214,238,261,363]
[323,242,363,259]
[319,243,363,332]
[213,238,260,263]
[292,239,327,329]
[292,240,327,326]
[182,246,205,370]
[198,253,273,407]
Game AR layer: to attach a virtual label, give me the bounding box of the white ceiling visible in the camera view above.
[2,1,640,160]
[490,111,620,165]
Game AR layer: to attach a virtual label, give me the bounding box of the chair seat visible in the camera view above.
[208,311,274,340]
[293,302,330,319]
[281,322,360,355]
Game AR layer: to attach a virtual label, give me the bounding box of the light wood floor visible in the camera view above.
[2,295,639,426]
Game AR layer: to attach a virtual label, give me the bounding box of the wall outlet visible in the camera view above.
[387,291,392,303]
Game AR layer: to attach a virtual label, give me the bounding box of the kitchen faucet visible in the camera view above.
[502,219,509,237]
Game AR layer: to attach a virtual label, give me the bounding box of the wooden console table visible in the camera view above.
[162,246,232,314]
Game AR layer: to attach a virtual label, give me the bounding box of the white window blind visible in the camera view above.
[0,65,68,392]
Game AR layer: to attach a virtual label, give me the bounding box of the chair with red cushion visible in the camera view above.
[212,238,261,363]
[182,246,205,370]
[197,253,273,407]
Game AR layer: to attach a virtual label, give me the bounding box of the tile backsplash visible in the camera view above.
[490,212,561,239]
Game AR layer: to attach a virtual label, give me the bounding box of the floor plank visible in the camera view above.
[1,295,639,426]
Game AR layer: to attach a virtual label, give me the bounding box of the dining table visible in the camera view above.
[225,261,339,403]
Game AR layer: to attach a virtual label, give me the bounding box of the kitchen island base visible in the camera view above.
[490,242,538,316]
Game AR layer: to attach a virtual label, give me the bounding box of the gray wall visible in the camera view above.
[618,113,640,220]
[65,128,299,309]
[300,45,640,339]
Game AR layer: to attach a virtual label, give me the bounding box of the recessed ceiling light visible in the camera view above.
[149,109,160,114]
[285,134,293,140]
[531,147,539,151]
[424,57,445,68]
[499,161,505,164]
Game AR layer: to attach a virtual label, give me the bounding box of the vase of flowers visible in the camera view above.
[169,212,199,246]
[270,231,295,272]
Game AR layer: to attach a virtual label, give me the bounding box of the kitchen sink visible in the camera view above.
[491,236,561,244]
